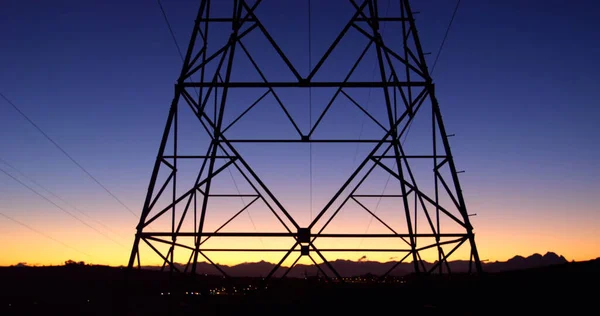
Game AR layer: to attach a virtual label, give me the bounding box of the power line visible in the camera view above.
[308,0,313,223]
[0,212,95,260]
[0,92,138,218]
[430,0,461,74]
[0,165,127,249]
[157,0,184,62]
[158,0,201,100]
[0,156,126,239]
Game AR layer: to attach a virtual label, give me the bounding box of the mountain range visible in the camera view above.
[142,252,569,277]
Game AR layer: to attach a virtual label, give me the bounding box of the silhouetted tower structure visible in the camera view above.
[128,0,482,280]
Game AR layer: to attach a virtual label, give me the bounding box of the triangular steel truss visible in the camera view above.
[128,0,482,281]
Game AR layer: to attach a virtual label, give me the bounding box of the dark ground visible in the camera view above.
[0,259,598,315]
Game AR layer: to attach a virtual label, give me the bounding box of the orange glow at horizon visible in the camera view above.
[1,201,599,267]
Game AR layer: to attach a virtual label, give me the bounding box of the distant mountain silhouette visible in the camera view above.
[483,252,567,273]
[142,251,569,277]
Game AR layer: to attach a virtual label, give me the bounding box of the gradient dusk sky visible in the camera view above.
[1,0,599,267]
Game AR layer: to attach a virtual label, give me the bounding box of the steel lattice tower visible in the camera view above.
[128,0,482,280]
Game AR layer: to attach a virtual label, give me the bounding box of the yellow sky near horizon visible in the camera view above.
[1,205,598,267]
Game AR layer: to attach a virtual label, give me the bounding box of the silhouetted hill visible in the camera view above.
[1,258,598,315]
[483,251,567,272]
[139,251,570,277]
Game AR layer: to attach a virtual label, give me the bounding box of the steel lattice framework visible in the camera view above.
[128,0,482,280]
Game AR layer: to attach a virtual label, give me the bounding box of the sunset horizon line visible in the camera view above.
[4,250,595,268]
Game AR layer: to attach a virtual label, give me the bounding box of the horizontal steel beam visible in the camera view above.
[225,139,393,143]
[162,155,233,159]
[198,18,256,22]
[139,232,468,238]
[208,194,258,197]
[355,17,409,22]
[181,81,428,88]
[352,194,404,197]
[193,248,414,252]
[371,155,449,159]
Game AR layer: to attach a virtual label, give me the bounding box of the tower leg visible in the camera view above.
[368,0,420,273]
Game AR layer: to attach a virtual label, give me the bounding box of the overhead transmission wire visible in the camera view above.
[359,0,462,246]
[157,0,184,61]
[157,0,261,240]
[0,93,137,218]
[0,212,95,260]
[430,0,461,75]
[0,156,125,239]
[429,0,460,75]
[0,165,127,249]
[308,0,313,223]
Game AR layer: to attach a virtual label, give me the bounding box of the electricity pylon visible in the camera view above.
[128,0,482,280]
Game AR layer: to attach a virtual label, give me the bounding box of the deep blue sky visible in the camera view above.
[1,0,599,265]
